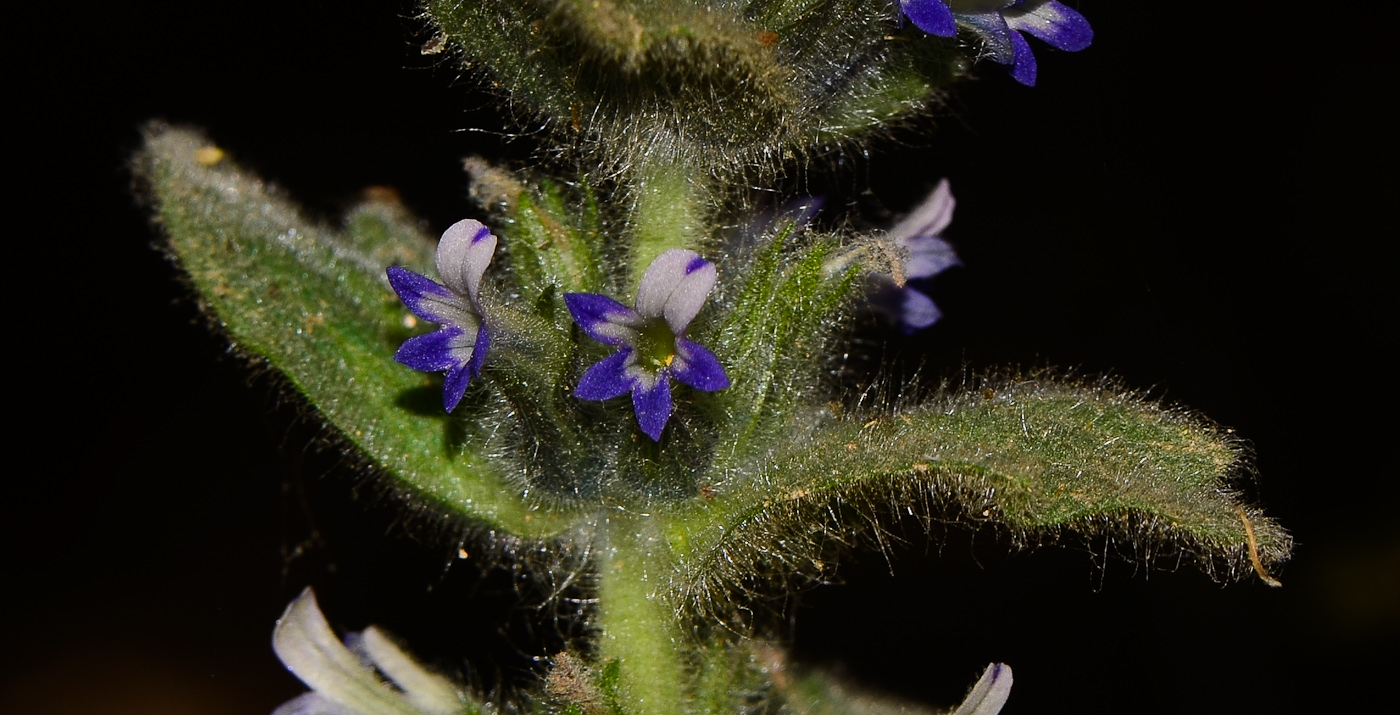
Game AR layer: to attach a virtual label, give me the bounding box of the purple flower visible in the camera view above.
[387,219,497,412]
[871,179,962,333]
[900,1,1093,86]
[564,250,730,441]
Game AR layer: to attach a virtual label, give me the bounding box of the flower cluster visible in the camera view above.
[900,0,1093,85]
[386,219,496,412]
[871,179,962,333]
[390,227,729,441]
[566,249,730,441]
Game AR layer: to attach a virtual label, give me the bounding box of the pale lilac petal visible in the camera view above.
[891,180,956,243]
[904,235,962,279]
[901,0,957,36]
[1007,29,1037,86]
[869,278,944,333]
[435,219,497,302]
[898,287,943,333]
[575,349,636,401]
[271,692,358,715]
[671,339,729,392]
[631,374,674,441]
[565,293,641,346]
[635,250,717,332]
[1005,1,1093,51]
[271,589,423,715]
[393,329,463,373]
[359,627,464,715]
[951,663,1013,715]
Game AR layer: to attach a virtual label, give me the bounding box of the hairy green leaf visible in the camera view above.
[665,374,1291,621]
[138,124,548,536]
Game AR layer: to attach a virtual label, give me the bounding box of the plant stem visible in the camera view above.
[596,512,687,714]
[628,159,703,292]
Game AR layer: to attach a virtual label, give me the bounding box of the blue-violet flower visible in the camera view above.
[565,250,730,441]
[871,179,961,333]
[387,219,497,412]
[900,0,1093,86]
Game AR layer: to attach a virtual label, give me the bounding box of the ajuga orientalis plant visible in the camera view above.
[136,1,1290,713]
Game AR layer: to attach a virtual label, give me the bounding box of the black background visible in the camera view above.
[9,1,1394,712]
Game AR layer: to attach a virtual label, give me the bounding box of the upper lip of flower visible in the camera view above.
[386,219,498,412]
[565,249,730,441]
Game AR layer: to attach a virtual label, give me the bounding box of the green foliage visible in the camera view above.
[709,224,859,461]
[142,116,1289,713]
[422,0,959,179]
[665,374,1290,626]
[137,124,546,537]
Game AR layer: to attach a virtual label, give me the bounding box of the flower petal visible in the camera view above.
[565,293,641,346]
[272,589,423,715]
[891,180,956,243]
[957,12,1016,64]
[904,235,961,279]
[671,339,730,392]
[1007,29,1037,86]
[272,692,359,715]
[631,372,674,441]
[441,361,474,413]
[897,286,944,333]
[466,324,490,379]
[901,0,957,37]
[393,328,466,373]
[359,628,464,715]
[1005,1,1093,52]
[387,267,469,325]
[635,249,717,333]
[951,663,1013,715]
[575,349,637,401]
[434,219,497,302]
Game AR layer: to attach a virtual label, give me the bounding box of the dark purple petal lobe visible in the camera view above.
[1007,30,1037,85]
[959,12,1016,64]
[631,376,674,441]
[565,293,638,345]
[442,362,473,412]
[575,350,637,401]
[394,329,462,372]
[902,0,957,36]
[387,266,458,323]
[467,325,490,378]
[672,339,730,391]
[1006,1,1093,51]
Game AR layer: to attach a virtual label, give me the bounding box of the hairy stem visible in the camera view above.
[628,160,703,292]
[596,512,687,714]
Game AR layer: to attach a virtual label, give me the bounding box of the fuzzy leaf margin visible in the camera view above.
[664,374,1291,621]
